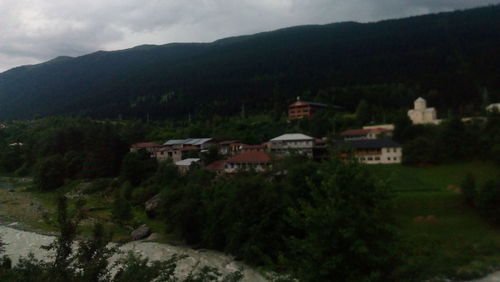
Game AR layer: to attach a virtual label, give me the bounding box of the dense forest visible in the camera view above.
[0,6,499,120]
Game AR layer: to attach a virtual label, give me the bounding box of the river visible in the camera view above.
[0,224,268,281]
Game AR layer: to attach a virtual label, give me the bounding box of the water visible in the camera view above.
[0,225,267,281]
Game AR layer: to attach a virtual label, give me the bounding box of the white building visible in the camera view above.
[175,158,201,174]
[340,128,392,141]
[408,97,441,125]
[224,151,271,173]
[486,103,500,113]
[340,139,402,164]
[269,133,314,156]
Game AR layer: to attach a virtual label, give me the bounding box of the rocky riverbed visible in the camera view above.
[0,225,267,281]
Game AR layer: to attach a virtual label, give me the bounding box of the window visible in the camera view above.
[368,157,373,161]
[393,148,397,152]
[375,157,380,160]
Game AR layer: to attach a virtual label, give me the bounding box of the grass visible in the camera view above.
[369,161,499,191]
[368,162,500,280]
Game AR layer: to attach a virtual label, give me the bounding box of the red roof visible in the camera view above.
[206,160,226,171]
[340,128,390,136]
[226,151,271,164]
[131,142,160,148]
[241,144,267,150]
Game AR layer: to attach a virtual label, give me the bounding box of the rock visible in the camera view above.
[145,194,161,218]
[130,224,151,241]
[145,232,162,241]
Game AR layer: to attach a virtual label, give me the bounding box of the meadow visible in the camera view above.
[369,162,500,280]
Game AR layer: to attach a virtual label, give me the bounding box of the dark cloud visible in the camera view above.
[1,0,498,72]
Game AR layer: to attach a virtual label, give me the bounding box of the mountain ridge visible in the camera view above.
[0,5,498,119]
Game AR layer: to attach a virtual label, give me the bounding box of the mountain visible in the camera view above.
[0,5,498,120]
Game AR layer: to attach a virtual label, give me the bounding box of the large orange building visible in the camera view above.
[288,99,328,120]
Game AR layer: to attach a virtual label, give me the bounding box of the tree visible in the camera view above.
[43,196,81,281]
[476,180,500,225]
[111,194,133,225]
[201,145,222,165]
[285,160,398,281]
[120,151,158,186]
[355,99,371,126]
[461,174,476,206]
[153,160,180,187]
[34,155,66,191]
[75,223,115,282]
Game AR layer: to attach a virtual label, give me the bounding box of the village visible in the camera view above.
[131,96,493,173]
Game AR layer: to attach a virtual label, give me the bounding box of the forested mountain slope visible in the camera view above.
[0,5,498,119]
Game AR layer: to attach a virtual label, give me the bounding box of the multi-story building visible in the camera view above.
[338,139,402,164]
[288,98,329,120]
[340,128,392,141]
[269,133,314,157]
[130,142,162,158]
[224,151,271,173]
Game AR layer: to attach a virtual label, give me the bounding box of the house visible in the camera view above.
[175,158,201,174]
[224,151,271,173]
[130,142,161,154]
[486,103,500,113]
[288,98,328,120]
[206,159,226,174]
[408,97,441,125]
[363,124,394,131]
[8,142,24,147]
[153,145,198,163]
[130,142,163,159]
[218,140,241,155]
[338,139,402,164]
[240,144,267,152]
[340,128,392,141]
[163,138,213,150]
[269,133,314,156]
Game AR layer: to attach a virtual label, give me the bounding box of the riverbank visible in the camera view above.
[0,225,268,281]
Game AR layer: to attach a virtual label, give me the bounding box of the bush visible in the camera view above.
[111,195,133,225]
[34,155,66,191]
[476,180,500,225]
[461,174,476,206]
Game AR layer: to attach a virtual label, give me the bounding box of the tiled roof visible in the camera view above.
[226,151,271,163]
[241,144,267,149]
[289,101,328,108]
[164,138,212,146]
[289,100,344,110]
[270,133,314,142]
[131,142,160,148]
[206,160,226,171]
[338,139,401,149]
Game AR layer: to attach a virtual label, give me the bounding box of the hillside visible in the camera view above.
[0,5,498,120]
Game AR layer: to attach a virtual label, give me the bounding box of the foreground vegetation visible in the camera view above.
[0,197,243,282]
[369,163,500,280]
[0,116,498,281]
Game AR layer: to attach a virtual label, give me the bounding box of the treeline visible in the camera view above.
[0,118,128,188]
[462,175,500,225]
[396,112,500,164]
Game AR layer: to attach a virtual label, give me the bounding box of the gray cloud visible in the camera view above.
[1,0,498,72]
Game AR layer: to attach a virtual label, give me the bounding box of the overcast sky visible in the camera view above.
[0,0,498,72]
